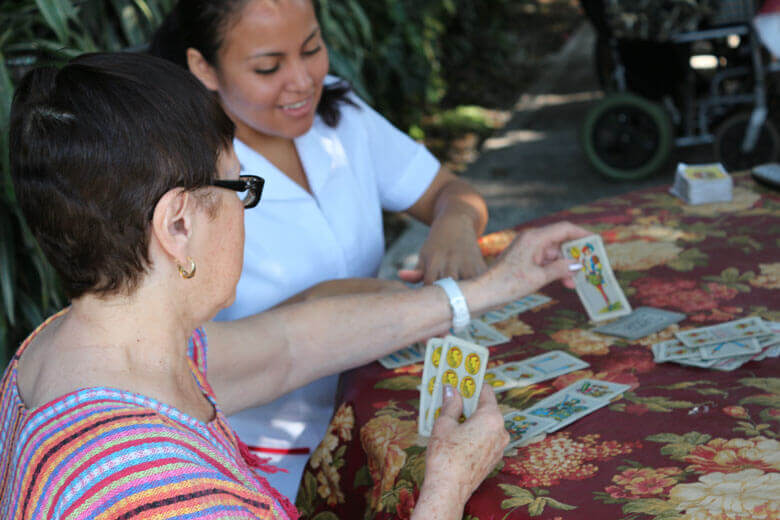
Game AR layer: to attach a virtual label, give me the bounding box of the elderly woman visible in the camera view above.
[0,53,586,519]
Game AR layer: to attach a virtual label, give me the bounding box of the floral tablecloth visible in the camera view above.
[295,173,780,520]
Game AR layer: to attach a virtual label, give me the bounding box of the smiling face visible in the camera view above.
[208,0,329,143]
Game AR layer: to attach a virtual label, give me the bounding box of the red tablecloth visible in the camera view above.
[295,173,780,520]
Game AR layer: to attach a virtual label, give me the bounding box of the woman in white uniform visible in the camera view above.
[151,0,490,500]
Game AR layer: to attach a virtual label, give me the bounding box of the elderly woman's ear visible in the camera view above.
[150,188,196,267]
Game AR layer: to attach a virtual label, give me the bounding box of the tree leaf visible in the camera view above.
[622,498,678,515]
[542,497,577,511]
[34,0,74,43]
[353,465,373,488]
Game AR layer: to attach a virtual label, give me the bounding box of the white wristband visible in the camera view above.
[434,277,470,332]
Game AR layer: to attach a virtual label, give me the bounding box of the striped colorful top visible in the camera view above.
[0,310,299,519]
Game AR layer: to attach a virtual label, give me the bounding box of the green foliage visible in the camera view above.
[0,0,174,363]
[1,0,530,363]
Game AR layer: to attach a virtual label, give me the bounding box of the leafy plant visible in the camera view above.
[0,0,175,363]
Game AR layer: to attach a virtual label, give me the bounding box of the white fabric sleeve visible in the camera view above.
[350,95,441,212]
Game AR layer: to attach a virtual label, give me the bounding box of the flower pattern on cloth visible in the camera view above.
[295,173,780,520]
[504,433,640,487]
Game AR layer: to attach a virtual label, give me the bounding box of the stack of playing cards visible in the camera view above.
[652,317,780,371]
[418,336,488,436]
[670,162,733,205]
[484,350,589,392]
[561,234,631,322]
[503,378,631,449]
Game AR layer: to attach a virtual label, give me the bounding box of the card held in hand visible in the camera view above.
[423,336,489,435]
[418,338,444,436]
[561,234,631,322]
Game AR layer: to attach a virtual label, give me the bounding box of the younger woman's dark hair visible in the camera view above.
[149,0,355,127]
[10,52,235,299]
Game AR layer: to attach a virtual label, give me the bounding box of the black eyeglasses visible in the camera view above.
[212,174,265,209]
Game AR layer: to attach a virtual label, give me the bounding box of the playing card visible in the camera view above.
[673,357,719,368]
[455,320,509,348]
[698,338,763,360]
[566,378,631,401]
[561,234,631,322]
[523,350,590,377]
[379,342,425,369]
[710,354,753,371]
[525,388,609,433]
[479,294,552,324]
[483,368,516,392]
[418,338,444,436]
[503,411,555,449]
[653,339,704,362]
[675,317,772,347]
[424,336,489,434]
[594,307,686,340]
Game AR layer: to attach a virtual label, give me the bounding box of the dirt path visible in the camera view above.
[380,22,715,277]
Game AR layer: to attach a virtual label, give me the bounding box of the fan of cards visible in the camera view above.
[670,162,733,205]
[652,317,780,371]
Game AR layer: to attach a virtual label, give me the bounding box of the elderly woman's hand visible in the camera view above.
[413,384,508,519]
[482,221,591,303]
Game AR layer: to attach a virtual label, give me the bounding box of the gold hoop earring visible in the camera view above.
[178,257,196,279]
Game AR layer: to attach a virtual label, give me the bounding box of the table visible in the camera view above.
[294,173,779,520]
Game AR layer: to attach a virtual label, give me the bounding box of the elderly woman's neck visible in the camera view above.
[67,286,199,371]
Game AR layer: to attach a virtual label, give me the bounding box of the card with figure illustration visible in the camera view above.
[593,307,686,340]
[418,338,444,436]
[561,234,631,322]
[525,389,609,433]
[379,342,425,369]
[503,411,555,449]
[566,378,631,401]
[675,317,772,347]
[424,336,489,433]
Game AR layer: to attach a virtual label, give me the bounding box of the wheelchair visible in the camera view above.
[580,0,780,180]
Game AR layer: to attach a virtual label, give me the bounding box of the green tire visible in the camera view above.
[582,93,673,180]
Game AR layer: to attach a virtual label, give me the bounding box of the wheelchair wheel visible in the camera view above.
[714,111,780,172]
[582,93,673,180]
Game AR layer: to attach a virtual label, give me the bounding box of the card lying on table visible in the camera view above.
[378,342,425,369]
[480,293,552,323]
[675,317,772,347]
[485,350,589,393]
[593,307,686,340]
[503,411,555,449]
[454,319,509,348]
[524,378,630,433]
[652,318,779,371]
[561,234,631,322]
[418,336,488,436]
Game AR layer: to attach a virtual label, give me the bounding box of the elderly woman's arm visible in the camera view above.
[204,221,588,415]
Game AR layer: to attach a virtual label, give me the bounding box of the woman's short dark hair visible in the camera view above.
[149,0,355,127]
[10,52,235,299]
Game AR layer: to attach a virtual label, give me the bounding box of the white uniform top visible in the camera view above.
[216,90,440,501]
